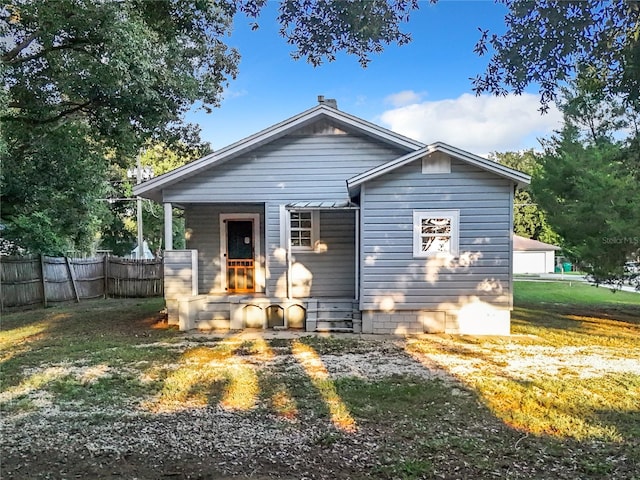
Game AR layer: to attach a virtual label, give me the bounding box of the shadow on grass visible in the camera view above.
[2,299,639,479]
[331,373,639,479]
[0,298,182,409]
[472,372,640,441]
[512,304,640,348]
[404,311,640,448]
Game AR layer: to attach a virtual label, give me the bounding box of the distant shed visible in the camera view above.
[513,235,561,274]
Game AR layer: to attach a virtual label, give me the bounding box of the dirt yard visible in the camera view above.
[1,297,639,479]
[3,334,449,479]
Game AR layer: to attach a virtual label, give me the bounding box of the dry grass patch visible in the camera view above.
[406,281,640,444]
[2,290,639,479]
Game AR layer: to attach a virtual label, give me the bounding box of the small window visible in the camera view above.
[290,211,318,249]
[413,210,459,257]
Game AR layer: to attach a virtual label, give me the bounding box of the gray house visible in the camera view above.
[134,98,530,335]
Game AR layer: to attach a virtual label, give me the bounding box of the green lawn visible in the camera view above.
[512,280,640,348]
[1,288,639,479]
[514,279,640,307]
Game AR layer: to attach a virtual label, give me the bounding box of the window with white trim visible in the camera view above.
[290,211,318,249]
[413,210,459,257]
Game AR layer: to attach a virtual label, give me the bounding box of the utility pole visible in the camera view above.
[136,153,144,259]
[127,151,153,259]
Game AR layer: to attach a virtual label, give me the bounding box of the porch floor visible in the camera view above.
[193,295,360,333]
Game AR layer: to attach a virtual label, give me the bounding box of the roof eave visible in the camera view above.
[432,142,531,185]
[134,105,326,198]
[347,142,531,191]
[134,104,425,199]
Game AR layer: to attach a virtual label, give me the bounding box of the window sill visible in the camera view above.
[291,246,314,252]
[413,252,457,259]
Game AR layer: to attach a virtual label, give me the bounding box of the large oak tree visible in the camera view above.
[1,0,420,254]
[1,0,238,253]
[3,0,639,254]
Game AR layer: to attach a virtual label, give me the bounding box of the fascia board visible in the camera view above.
[134,105,327,197]
[134,104,424,198]
[347,142,531,191]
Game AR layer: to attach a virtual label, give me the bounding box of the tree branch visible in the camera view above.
[3,39,93,65]
[2,101,94,125]
[2,30,40,64]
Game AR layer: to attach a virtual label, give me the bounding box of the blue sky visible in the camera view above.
[188,1,563,156]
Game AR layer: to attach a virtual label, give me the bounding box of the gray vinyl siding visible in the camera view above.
[261,205,357,298]
[185,204,264,294]
[360,158,514,311]
[265,202,285,297]
[182,203,356,298]
[171,131,407,299]
[164,250,197,298]
[163,134,407,203]
[293,210,356,297]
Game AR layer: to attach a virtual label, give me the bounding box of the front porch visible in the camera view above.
[161,200,361,332]
[164,249,360,332]
[168,293,360,333]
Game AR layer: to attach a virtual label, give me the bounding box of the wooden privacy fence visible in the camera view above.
[0,255,163,311]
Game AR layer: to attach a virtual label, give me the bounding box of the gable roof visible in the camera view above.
[513,234,561,251]
[134,103,425,201]
[347,142,531,194]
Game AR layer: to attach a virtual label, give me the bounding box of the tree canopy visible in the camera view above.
[1,0,239,253]
[99,142,209,256]
[532,80,640,281]
[1,121,109,254]
[473,0,640,112]
[1,0,419,144]
[276,0,420,67]
[1,0,239,153]
[1,0,421,254]
[4,0,640,255]
[490,150,559,245]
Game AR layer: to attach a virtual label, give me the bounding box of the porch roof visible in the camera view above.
[286,200,359,210]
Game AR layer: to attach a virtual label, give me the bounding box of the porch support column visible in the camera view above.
[286,209,292,300]
[355,208,360,300]
[164,202,173,251]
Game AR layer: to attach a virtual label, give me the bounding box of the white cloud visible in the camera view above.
[379,93,563,155]
[222,88,248,101]
[355,95,368,106]
[384,90,426,108]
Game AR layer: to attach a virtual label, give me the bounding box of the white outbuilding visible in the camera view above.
[513,235,561,274]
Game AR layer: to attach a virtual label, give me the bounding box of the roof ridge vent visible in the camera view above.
[317,95,338,109]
